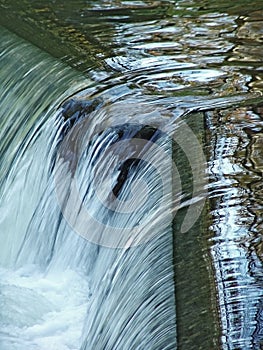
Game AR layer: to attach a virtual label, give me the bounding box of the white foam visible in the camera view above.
[0,266,90,350]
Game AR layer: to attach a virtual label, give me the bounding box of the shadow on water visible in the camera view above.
[0,0,263,349]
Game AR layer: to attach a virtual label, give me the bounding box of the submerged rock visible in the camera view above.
[109,124,163,197]
[55,96,165,198]
[60,96,103,136]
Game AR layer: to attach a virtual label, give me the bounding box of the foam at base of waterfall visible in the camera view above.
[0,265,90,350]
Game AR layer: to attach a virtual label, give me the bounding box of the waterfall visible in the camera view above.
[0,27,176,350]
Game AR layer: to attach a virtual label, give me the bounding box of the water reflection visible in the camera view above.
[234,10,263,64]
[1,0,262,94]
[207,105,263,349]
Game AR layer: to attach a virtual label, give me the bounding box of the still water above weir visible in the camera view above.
[0,1,263,349]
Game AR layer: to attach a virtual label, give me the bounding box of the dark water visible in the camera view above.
[1,1,263,349]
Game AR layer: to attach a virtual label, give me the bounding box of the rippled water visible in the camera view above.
[207,106,263,349]
[1,1,263,349]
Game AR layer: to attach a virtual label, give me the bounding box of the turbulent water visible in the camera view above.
[0,27,177,350]
[0,27,91,349]
[1,1,263,350]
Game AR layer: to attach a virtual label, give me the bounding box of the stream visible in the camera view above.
[0,1,263,349]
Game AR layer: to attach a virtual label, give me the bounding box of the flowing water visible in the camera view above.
[1,1,263,350]
[0,27,177,350]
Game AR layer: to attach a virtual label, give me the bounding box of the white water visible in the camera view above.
[0,27,176,350]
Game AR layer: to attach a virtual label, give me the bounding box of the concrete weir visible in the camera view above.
[173,113,220,349]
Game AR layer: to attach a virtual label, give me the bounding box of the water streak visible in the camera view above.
[0,27,176,350]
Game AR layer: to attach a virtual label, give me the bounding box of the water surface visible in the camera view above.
[1,1,263,349]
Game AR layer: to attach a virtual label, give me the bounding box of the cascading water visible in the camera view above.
[0,27,177,350]
[1,1,263,349]
[0,26,92,350]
